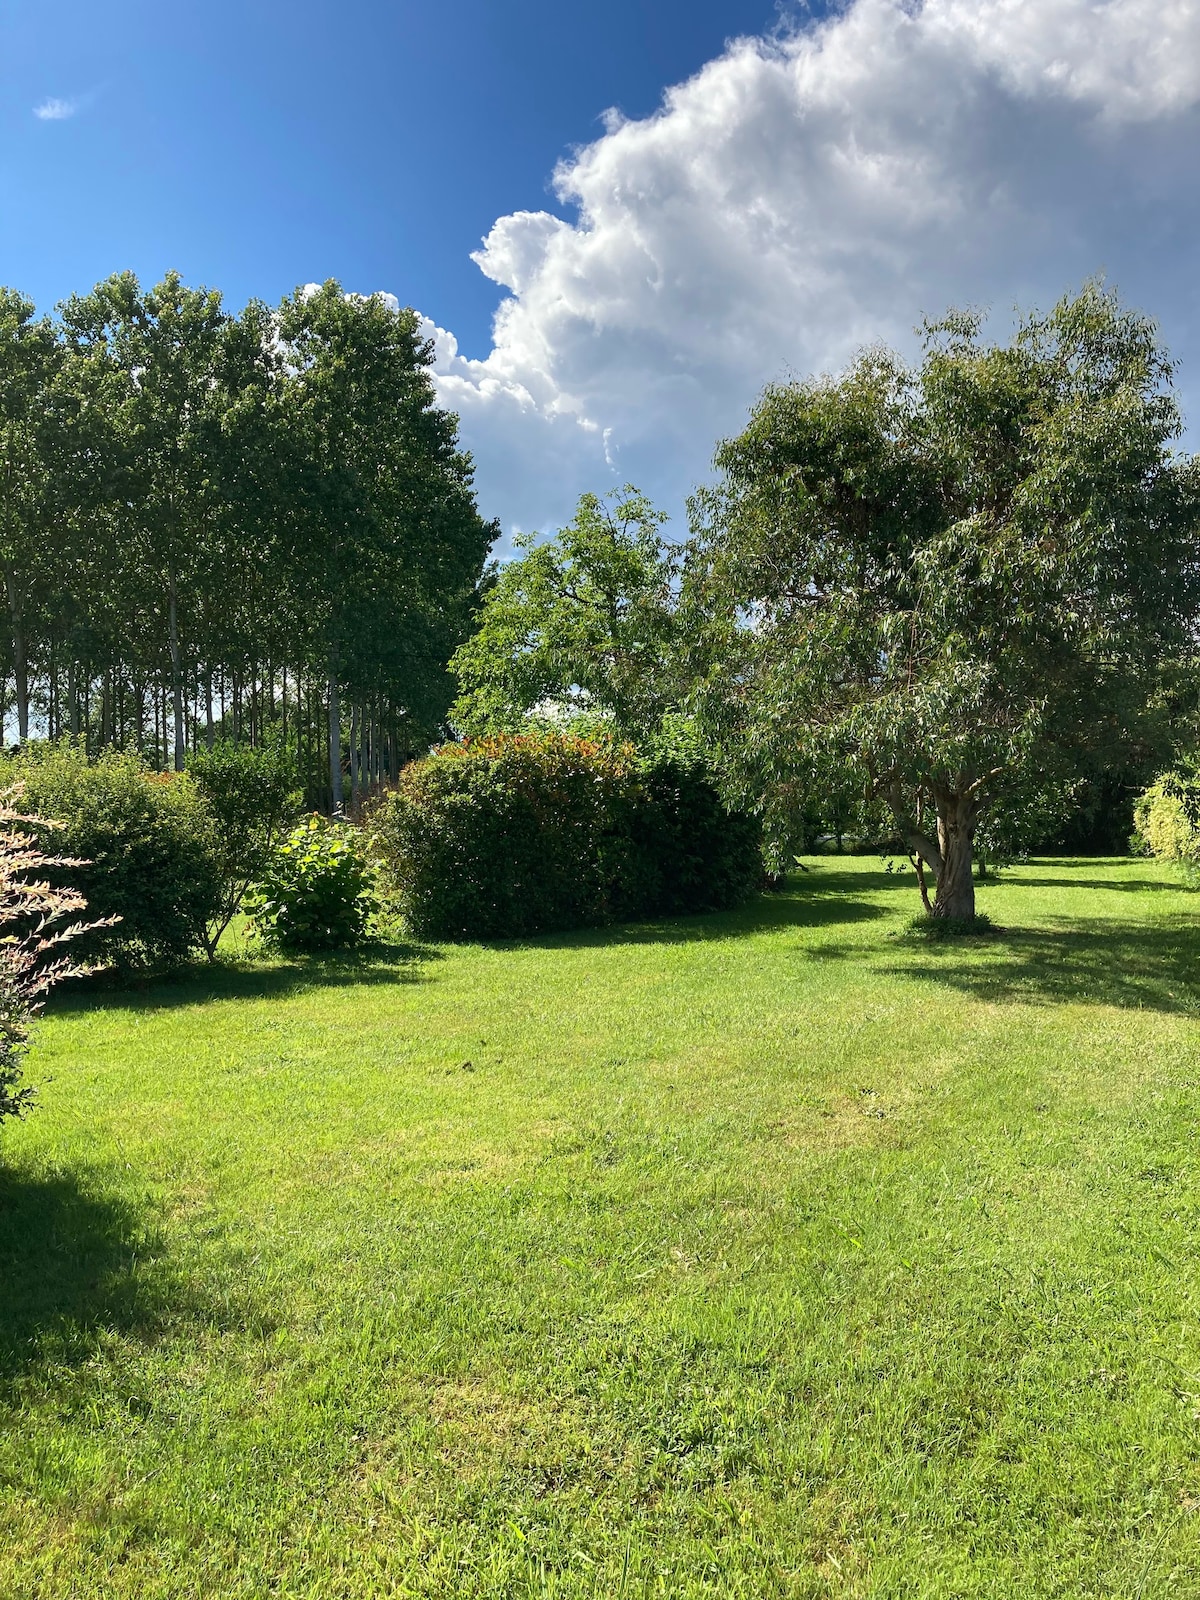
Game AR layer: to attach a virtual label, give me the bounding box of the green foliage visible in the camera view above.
[450,488,679,740]
[1133,767,1200,872]
[688,282,1200,920]
[188,737,302,954]
[248,815,376,954]
[0,272,494,811]
[370,733,761,941]
[5,745,221,972]
[903,910,996,938]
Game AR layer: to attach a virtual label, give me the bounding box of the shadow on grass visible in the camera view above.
[872,914,1200,1015]
[49,940,443,1016]
[485,867,915,954]
[0,1167,256,1391]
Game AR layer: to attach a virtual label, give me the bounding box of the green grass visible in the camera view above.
[3,857,1200,1597]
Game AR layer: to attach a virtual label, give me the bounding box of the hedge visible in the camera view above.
[370,733,761,940]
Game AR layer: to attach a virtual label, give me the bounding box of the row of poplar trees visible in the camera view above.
[0,272,495,808]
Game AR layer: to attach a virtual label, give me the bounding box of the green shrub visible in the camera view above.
[188,737,302,954]
[605,759,764,921]
[6,745,221,972]
[248,815,376,953]
[1133,770,1200,871]
[370,733,761,941]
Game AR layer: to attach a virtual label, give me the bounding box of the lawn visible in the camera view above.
[2,857,1200,1598]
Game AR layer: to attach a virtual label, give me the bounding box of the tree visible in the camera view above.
[59,272,229,770]
[0,291,60,743]
[273,283,494,807]
[450,488,679,739]
[687,285,1200,919]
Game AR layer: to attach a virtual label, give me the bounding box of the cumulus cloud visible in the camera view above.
[418,0,1200,535]
[33,97,78,121]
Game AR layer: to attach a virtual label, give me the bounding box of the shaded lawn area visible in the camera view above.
[2,857,1200,1597]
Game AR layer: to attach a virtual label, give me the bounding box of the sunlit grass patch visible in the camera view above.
[2,857,1200,1596]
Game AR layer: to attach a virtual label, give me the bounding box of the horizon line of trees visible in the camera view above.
[0,271,496,809]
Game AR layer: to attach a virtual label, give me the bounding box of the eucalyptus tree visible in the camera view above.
[450,487,680,739]
[687,285,1200,919]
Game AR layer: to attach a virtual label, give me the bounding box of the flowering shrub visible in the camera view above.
[0,794,114,1122]
[370,733,761,940]
[248,815,376,953]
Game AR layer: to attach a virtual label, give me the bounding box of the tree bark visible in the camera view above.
[5,565,28,744]
[167,567,185,770]
[349,701,360,808]
[327,645,343,813]
[931,791,978,919]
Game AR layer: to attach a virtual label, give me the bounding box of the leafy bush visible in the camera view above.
[0,793,113,1121]
[5,745,221,972]
[370,733,761,941]
[1133,768,1200,871]
[605,759,764,922]
[188,737,302,954]
[248,815,376,953]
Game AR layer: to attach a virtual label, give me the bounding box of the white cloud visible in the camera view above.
[416,0,1200,536]
[33,97,78,121]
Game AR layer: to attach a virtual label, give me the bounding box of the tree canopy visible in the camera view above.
[0,272,495,807]
[450,488,681,741]
[686,284,1200,916]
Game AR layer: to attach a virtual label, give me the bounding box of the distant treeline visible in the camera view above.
[0,272,495,808]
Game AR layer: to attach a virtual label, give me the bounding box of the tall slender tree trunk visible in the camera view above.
[349,702,360,808]
[205,670,215,749]
[167,566,185,770]
[327,642,343,813]
[5,565,28,744]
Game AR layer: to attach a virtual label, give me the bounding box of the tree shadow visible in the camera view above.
[486,869,910,953]
[873,915,1200,1015]
[48,940,443,1016]
[0,1167,256,1393]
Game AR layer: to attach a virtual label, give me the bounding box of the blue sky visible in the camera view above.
[1,0,790,355]
[4,1,1199,537]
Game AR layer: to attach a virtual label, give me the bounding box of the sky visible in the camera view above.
[4,0,1200,540]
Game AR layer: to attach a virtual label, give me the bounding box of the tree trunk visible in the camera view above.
[167,567,185,770]
[5,565,28,744]
[931,792,978,919]
[327,647,343,813]
[349,702,360,808]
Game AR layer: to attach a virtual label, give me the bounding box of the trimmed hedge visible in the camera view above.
[370,733,761,940]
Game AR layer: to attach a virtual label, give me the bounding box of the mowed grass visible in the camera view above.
[3,859,1200,1598]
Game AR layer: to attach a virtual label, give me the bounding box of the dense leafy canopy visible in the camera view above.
[0,272,495,807]
[686,285,1200,915]
[450,489,680,740]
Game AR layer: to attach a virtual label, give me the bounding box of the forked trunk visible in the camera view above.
[931,793,977,920]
